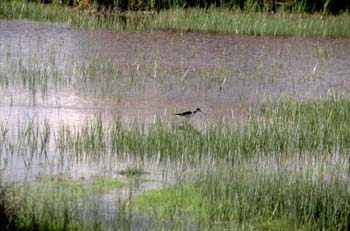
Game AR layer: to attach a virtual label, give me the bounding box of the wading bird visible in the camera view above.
[174,108,203,118]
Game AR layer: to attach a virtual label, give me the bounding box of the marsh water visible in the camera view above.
[1,19,350,229]
[1,20,350,126]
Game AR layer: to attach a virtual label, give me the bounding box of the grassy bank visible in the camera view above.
[152,8,350,37]
[1,1,350,37]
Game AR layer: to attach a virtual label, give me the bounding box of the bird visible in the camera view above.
[174,108,203,118]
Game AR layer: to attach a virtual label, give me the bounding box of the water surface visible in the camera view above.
[1,19,350,128]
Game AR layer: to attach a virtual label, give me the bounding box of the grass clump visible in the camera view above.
[3,175,124,231]
[258,96,350,154]
[135,161,350,230]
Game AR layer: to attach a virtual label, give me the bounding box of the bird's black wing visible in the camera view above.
[175,111,192,116]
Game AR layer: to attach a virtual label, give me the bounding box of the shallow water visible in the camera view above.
[1,19,350,127]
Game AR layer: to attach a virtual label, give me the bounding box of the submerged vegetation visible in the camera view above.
[0,40,337,108]
[1,0,350,37]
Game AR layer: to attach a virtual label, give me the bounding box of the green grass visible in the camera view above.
[4,175,125,231]
[53,95,350,162]
[1,1,350,37]
[150,7,350,37]
[135,162,350,230]
[2,95,350,163]
[128,95,350,230]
